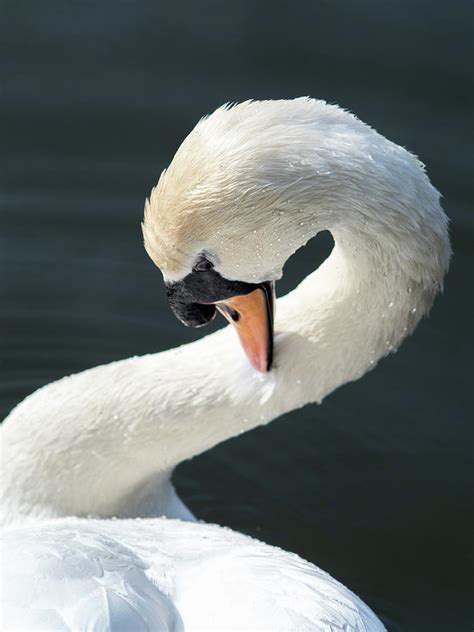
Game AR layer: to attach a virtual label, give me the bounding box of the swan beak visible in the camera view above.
[215,282,274,373]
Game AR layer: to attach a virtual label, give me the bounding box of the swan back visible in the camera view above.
[2,518,386,631]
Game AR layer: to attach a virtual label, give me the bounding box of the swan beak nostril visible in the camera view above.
[215,283,274,373]
[218,304,240,322]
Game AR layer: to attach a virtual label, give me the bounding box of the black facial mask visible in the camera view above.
[165,255,261,327]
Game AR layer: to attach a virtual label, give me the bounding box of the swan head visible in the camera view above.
[143,99,332,371]
[143,98,346,371]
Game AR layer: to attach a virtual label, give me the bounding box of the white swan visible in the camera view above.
[1,98,450,631]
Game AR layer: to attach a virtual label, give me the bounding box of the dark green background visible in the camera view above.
[2,2,472,629]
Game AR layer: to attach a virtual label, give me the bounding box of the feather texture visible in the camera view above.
[2,518,384,631]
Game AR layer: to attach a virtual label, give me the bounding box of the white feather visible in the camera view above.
[2,518,383,631]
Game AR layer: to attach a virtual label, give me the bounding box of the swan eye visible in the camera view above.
[193,255,214,272]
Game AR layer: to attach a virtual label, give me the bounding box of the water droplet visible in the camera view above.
[252,230,257,234]
[388,301,394,308]
[300,222,304,226]
[296,379,301,385]
[411,307,417,314]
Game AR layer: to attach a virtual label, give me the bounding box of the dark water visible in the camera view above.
[2,1,472,629]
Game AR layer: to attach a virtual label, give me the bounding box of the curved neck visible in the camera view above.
[2,191,449,525]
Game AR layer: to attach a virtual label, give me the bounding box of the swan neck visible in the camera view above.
[2,170,449,525]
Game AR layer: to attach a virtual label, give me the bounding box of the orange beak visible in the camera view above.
[215,282,274,372]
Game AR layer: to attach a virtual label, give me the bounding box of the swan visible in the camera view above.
[0,98,450,631]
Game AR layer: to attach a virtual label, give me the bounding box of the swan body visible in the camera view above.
[1,98,450,630]
[2,518,383,631]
